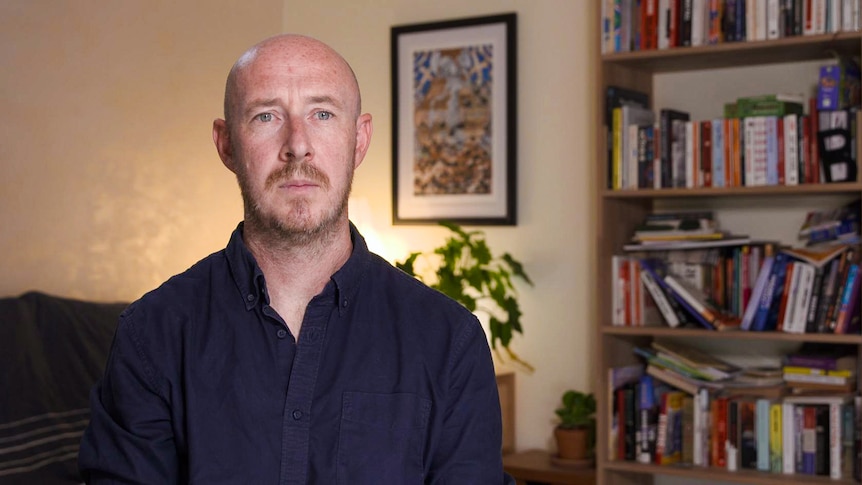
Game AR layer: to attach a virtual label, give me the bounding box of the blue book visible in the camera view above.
[741,255,775,330]
[752,253,788,331]
[712,119,725,187]
[765,117,779,186]
[756,399,771,472]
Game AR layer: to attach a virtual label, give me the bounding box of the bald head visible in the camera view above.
[222,34,362,126]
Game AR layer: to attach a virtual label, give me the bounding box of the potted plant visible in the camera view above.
[553,389,596,462]
[395,221,533,371]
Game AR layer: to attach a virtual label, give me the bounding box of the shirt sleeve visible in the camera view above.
[78,311,180,484]
[427,317,514,484]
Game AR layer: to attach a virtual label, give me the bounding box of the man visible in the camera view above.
[79,34,511,484]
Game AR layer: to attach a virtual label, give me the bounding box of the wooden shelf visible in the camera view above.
[600,326,862,344]
[602,182,862,199]
[603,460,855,484]
[601,32,862,72]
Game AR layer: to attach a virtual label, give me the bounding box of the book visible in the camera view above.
[622,104,656,189]
[663,274,741,330]
[659,108,690,188]
[785,345,858,371]
[623,236,753,251]
[833,263,861,334]
[606,86,650,188]
[650,340,740,380]
[756,398,771,471]
[646,364,711,395]
[608,364,646,461]
[741,254,776,331]
[769,401,783,473]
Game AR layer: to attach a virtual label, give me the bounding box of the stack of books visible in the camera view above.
[798,201,861,247]
[625,211,751,251]
[634,340,741,395]
[783,345,857,394]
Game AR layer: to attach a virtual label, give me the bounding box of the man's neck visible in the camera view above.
[243,221,353,338]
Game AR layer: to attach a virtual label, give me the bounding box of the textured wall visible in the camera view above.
[0,1,282,301]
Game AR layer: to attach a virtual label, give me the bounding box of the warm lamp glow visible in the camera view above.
[347,197,405,262]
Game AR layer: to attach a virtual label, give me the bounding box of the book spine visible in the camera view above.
[802,405,817,474]
[831,401,842,479]
[770,402,783,473]
[756,399,771,471]
[782,401,796,474]
[834,263,860,333]
[640,268,681,327]
[784,114,799,185]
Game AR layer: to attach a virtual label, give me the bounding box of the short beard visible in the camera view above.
[237,161,353,248]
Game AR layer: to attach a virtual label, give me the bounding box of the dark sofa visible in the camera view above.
[0,292,127,484]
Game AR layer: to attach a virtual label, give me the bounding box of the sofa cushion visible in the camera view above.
[0,292,126,484]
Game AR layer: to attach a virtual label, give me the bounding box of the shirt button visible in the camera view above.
[292,410,303,420]
[342,298,348,307]
[246,294,255,302]
[277,329,287,339]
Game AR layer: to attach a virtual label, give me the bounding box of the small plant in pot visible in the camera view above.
[553,389,596,463]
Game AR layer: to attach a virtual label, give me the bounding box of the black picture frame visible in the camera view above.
[391,13,517,225]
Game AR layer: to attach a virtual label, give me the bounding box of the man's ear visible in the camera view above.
[213,119,237,173]
[353,113,373,169]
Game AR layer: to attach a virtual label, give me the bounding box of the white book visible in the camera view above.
[816,0,828,34]
[744,117,757,186]
[756,0,768,39]
[612,255,624,325]
[628,123,640,190]
[790,263,816,334]
[843,0,854,31]
[784,114,799,185]
[781,261,801,331]
[746,0,757,40]
[767,0,781,38]
[658,0,670,49]
[685,120,695,188]
[781,401,796,474]
[830,0,842,32]
[753,117,769,186]
[693,388,709,466]
[691,0,706,46]
[640,269,680,327]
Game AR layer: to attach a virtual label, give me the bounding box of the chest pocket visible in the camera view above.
[337,391,431,484]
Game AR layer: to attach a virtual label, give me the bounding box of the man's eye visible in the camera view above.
[255,113,273,122]
[315,111,333,121]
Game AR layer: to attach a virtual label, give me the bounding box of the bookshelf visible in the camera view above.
[594,5,862,485]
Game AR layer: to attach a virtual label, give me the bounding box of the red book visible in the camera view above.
[800,115,811,184]
[711,396,728,467]
[642,0,659,50]
[741,245,752,313]
[668,0,680,47]
[808,97,819,184]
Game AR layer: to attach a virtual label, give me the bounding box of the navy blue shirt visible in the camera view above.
[79,223,511,484]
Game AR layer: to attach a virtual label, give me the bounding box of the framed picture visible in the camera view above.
[391,13,517,225]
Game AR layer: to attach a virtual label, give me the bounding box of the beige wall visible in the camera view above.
[2,0,599,454]
[0,1,282,301]
[284,1,599,451]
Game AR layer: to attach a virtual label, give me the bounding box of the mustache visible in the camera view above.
[265,162,330,190]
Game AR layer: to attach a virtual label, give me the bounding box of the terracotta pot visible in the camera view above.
[554,426,590,460]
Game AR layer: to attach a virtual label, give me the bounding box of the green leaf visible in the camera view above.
[502,253,533,286]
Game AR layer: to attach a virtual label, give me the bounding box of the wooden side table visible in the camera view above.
[503,449,596,485]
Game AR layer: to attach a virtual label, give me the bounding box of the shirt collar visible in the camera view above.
[224,221,371,313]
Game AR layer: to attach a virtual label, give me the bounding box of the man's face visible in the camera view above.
[215,39,372,242]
